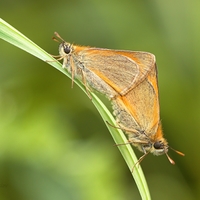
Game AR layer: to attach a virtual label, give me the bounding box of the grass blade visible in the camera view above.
[0,18,151,200]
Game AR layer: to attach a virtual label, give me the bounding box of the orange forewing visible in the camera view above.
[57,37,155,99]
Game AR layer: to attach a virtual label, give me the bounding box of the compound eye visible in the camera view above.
[154,141,162,149]
[63,44,71,54]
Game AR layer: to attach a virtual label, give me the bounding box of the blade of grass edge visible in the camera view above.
[0,18,151,200]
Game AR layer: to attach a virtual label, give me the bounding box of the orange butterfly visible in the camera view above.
[53,32,155,99]
[112,61,184,164]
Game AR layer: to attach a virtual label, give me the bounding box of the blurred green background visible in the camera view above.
[0,0,199,199]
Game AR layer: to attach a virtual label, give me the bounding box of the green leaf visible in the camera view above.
[0,18,151,200]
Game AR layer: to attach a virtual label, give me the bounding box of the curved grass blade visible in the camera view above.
[0,18,151,200]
